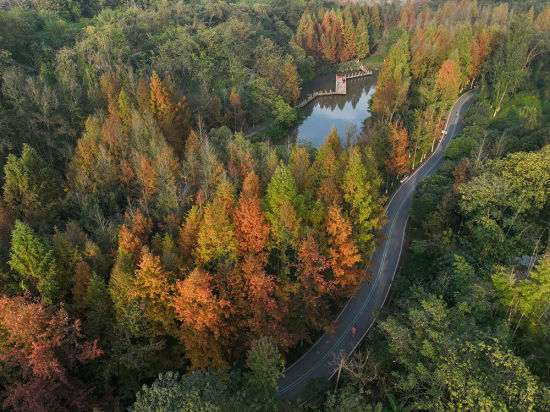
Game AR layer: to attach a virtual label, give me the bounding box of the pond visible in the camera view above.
[291,72,378,148]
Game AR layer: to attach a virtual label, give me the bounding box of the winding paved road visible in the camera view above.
[276,91,475,402]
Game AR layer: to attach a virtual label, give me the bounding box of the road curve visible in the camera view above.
[276,92,476,402]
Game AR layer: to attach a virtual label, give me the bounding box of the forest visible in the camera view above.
[0,0,549,411]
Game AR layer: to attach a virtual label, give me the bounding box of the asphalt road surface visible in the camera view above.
[276,91,476,402]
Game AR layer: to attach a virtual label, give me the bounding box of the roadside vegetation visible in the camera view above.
[304,8,550,410]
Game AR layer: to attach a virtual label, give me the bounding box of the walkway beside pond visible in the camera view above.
[297,63,373,109]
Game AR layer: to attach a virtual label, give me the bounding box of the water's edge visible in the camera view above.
[291,72,378,148]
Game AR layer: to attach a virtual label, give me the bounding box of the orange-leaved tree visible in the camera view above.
[535,5,550,31]
[296,236,333,332]
[118,209,153,264]
[233,171,285,341]
[326,205,362,297]
[149,72,191,155]
[385,123,410,177]
[227,90,246,133]
[435,59,461,109]
[283,58,301,104]
[234,171,270,257]
[178,206,202,271]
[172,268,229,370]
[470,31,491,85]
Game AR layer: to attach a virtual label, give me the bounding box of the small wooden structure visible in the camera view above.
[296,64,373,109]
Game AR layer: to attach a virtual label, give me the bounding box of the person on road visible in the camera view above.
[351,327,356,337]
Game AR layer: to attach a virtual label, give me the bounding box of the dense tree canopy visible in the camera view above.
[0,0,549,410]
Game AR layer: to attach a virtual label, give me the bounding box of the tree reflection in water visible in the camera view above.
[291,72,378,148]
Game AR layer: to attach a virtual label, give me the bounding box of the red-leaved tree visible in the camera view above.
[296,236,333,333]
[0,295,102,412]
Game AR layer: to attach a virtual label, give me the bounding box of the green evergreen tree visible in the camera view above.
[3,144,57,225]
[342,147,383,258]
[8,220,68,304]
[265,163,301,246]
[372,33,411,120]
[84,273,114,340]
[356,17,370,59]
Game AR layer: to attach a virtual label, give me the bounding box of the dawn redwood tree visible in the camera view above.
[312,128,344,207]
[355,16,370,59]
[399,1,416,31]
[227,90,246,133]
[182,130,201,192]
[342,147,383,258]
[535,6,550,32]
[3,144,57,225]
[453,27,474,88]
[0,295,102,412]
[196,181,238,269]
[369,5,382,42]
[228,135,255,184]
[99,73,121,116]
[234,171,270,257]
[385,123,410,178]
[83,273,113,340]
[288,146,312,194]
[295,236,332,332]
[134,153,158,215]
[296,6,377,64]
[71,261,93,313]
[233,171,286,341]
[178,206,201,271]
[372,33,411,120]
[325,125,343,158]
[101,112,125,163]
[68,116,115,196]
[436,59,461,109]
[149,72,190,154]
[341,13,357,61]
[118,210,153,264]
[136,77,150,111]
[247,271,283,340]
[469,31,491,86]
[0,201,14,264]
[265,163,300,250]
[326,205,362,297]
[117,89,133,133]
[128,248,175,337]
[296,13,315,56]
[8,221,69,305]
[173,268,229,370]
[319,11,341,63]
[282,58,301,104]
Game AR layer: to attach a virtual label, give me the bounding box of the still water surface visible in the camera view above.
[292,72,378,148]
